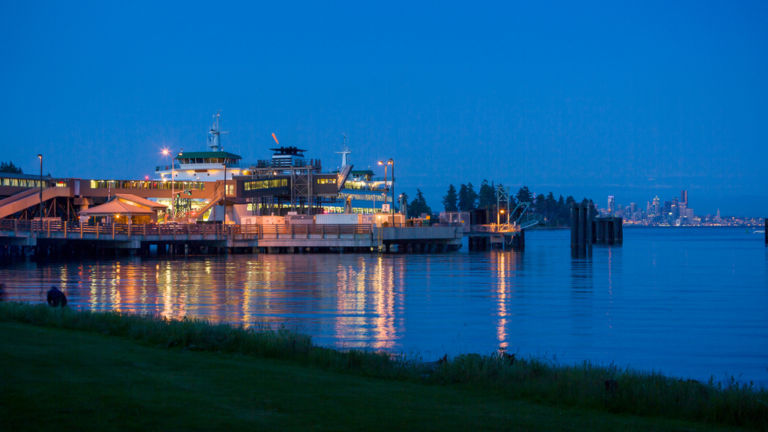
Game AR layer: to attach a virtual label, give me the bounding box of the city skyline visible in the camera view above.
[597,189,762,226]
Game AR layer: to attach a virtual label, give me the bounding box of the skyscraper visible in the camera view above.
[681,190,688,207]
[607,195,615,215]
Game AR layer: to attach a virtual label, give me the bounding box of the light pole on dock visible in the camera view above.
[162,148,176,221]
[377,160,389,207]
[389,159,395,225]
[378,158,395,225]
[37,154,43,220]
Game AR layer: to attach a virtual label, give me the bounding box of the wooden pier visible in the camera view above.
[466,224,525,252]
[0,219,462,259]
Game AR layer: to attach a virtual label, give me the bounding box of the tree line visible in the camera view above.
[0,161,23,174]
[406,180,592,227]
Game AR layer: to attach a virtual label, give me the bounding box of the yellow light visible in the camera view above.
[186,170,195,175]
[161,148,170,156]
[377,161,384,166]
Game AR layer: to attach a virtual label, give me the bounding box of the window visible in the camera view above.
[244,178,288,191]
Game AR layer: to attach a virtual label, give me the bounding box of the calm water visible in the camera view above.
[2,228,767,385]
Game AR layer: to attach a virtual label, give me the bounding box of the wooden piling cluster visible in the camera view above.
[593,217,623,245]
[570,203,623,257]
[570,203,595,257]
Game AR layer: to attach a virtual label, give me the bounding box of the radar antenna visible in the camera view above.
[335,133,351,168]
[208,111,229,151]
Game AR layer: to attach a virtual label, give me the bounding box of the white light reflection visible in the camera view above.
[496,251,508,350]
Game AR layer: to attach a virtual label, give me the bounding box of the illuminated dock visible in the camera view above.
[0,220,462,258]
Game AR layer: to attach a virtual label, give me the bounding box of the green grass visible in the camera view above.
[1,302,766,431]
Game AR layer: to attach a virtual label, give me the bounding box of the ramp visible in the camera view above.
[195,188,225,221]
[0,187,71,219]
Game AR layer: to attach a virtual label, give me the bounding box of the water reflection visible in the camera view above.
[490,251,521,351]
[2,228,767,385]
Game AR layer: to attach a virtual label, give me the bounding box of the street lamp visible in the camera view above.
[162,148,175,221]
[37,154,43,220]
[377,160,389,207]
[377,159,395,224]
[387,159,395,225]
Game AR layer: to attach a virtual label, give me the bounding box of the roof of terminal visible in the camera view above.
[177,151,242,160]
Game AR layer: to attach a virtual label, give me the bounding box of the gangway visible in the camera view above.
[194,186,225,221]
[509,201,539,230]
[0,187,71,219]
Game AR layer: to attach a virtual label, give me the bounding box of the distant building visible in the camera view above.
[607,195,615,215]
[680,190,688,207]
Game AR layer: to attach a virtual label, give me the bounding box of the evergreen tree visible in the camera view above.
[534,194,546,216]
[458,183,478,211]
[408,189,432,218]
[442,184,458,212]
[545,192,557,224]
[477,180,496,209]
[0,161,22,174]
[516,186,532,203]
[557,195,567,226]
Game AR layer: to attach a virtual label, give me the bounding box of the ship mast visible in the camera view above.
[208,112,228,151]
[336,133,351,168]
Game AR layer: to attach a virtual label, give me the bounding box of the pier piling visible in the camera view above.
[571,203,623,257]
[570,203,594,257]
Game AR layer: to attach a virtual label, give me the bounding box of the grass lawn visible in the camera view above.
[0,321,746,432]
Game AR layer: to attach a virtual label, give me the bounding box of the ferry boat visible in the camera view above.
[153,115,396,218]
[324,145,395,215]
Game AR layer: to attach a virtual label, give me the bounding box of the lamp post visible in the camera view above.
[162,148,175,221]
[377,160,389,207]
[223,156,228,224]
[377,159,395,225]
[388,159,395,225]
[37,154,43,220]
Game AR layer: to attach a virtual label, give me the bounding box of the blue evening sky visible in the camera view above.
[1,1,766,216]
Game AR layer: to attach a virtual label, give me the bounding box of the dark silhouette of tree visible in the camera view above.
[544,192,557,223]
[516,186,532,203]
[435,181,591,227]
[442,184,458,212]
[478,180,496,209]
[534,193,546,214]
[458,183,478,211]
[0,161,22,174]
[400,192,409,217]
[408,189,432,218]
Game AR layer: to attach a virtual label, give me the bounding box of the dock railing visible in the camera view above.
[0,220,262,239]
[0,219,381,240]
